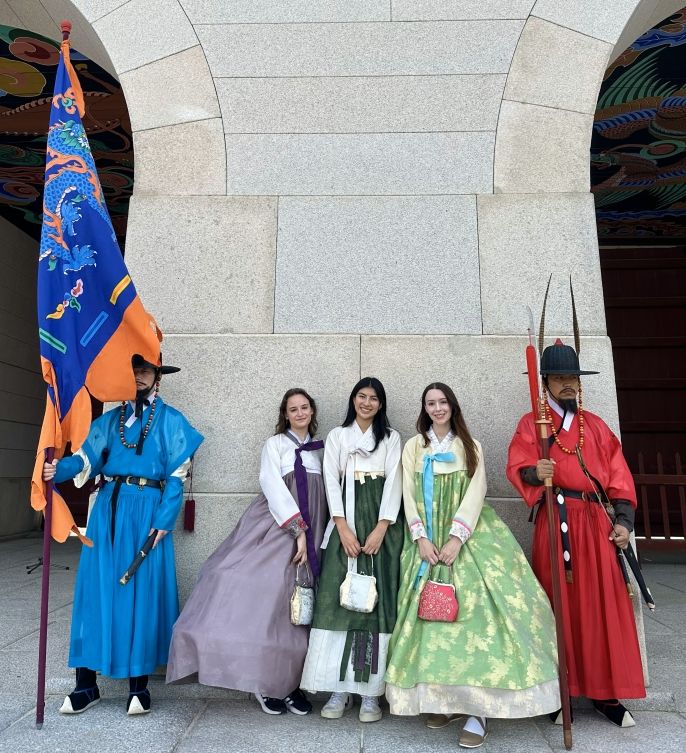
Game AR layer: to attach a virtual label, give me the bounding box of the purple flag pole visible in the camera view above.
[35,446,55,729]
[35,19,74,728]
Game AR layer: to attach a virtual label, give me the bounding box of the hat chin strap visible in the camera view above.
[135,384,157,417]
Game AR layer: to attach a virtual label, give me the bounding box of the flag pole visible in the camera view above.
[35,19,73,730]
[35,448,54,729]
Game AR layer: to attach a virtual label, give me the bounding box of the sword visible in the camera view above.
[575,447,655,610]
[119,530,157,585]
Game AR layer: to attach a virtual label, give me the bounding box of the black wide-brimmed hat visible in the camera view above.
[132,353,180,375]
[540,338,598,376]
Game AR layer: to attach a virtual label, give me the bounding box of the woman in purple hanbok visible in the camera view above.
[166,388,328,715]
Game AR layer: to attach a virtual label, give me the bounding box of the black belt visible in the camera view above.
[111,475,162,489]
[555,487,599,502]
[108,476,162,542]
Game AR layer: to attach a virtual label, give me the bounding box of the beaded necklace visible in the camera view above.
[119,383,159,450]
[543,384,585,454]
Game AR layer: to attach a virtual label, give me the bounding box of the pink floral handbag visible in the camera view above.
[417,567,458,622]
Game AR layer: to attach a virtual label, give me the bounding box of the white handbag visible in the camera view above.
[339,557,378,613]
[290,563,315,626]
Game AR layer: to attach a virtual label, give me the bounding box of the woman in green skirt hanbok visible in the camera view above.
[301,377,403,723]
[385,383,560,748]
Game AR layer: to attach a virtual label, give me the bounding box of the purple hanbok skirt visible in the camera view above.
[166,471,327,697]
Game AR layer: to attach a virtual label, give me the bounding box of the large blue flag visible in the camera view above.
[31,27,160,542]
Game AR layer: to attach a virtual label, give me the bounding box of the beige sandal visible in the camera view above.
[425,713,464,729]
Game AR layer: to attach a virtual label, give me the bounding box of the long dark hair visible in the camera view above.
[342,377,390,451]
[274,388,318,437]
[416,382,478,477]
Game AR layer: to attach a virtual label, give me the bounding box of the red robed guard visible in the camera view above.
[506,332,645,728]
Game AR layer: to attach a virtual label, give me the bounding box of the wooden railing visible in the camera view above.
[633,452,686,549]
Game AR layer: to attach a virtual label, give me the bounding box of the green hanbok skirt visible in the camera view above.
[384,470,560,717]
[301,476,404,695]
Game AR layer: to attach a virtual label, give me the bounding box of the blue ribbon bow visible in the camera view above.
[415,451,455,587]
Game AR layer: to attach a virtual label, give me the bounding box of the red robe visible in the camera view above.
[506,408,646,699]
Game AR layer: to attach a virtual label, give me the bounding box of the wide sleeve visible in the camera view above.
[151,461,188,531]
[151,408,204,531]
[163,408,204,476]
[603,428,638,507]
[53,452,85,484]
[77,411,115,478]
[259,437,306,536]
[506,413,545,508]
[402,436,427,541]
[450,439,486,541]
[378,430,402,523]
[323,429,345,519]
[55,411,116,483]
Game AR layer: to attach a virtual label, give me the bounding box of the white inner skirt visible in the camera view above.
[301,628,390,696]
[385,678,561,718]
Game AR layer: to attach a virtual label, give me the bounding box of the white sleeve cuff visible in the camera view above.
[408,517,428,542]
[450,518,472,543]
[72,448,92,489]
[171,458,191,480]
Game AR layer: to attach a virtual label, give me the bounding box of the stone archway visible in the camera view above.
[0,2,157,536]
[490,0,686,338]
[0,1,224,536]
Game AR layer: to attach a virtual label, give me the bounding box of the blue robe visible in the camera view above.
[55,396,203,678]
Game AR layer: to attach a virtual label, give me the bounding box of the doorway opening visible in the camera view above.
[592,8,686,559]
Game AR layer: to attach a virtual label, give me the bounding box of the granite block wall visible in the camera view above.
[2,2,674,665]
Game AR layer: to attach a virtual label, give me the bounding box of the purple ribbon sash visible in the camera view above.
[291,436,324,577]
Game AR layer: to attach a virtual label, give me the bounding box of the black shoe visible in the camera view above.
[59,685,101,714]
[59,668,100,714]
[592,699,635,727]
[256,693,287,715]
[127,688,151,715]
[549,706,574,725]
[283,689,312,715]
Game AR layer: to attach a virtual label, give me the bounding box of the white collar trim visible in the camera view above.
[428,427,455,453]
[125,391,156,428]
[548,396,575,432]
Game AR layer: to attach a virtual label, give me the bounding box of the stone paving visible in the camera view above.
[1,534,685,753]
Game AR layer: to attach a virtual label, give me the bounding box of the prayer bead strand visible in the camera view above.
[118,383,159,450]
[542,384,585,454]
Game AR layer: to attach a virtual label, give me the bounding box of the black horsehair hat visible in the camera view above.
[538,275,599,377]
[131,353,180,375]
[540,338,599,376]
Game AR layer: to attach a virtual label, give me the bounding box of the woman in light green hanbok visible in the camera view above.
[385,383,560,749]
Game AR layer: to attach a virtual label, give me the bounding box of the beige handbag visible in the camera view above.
[290,563,315,626]
[339,557,378,613]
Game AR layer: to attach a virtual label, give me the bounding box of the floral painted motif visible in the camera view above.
[0,24,132,247]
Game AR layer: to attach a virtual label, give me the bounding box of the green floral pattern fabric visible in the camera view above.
[385,469,560,716]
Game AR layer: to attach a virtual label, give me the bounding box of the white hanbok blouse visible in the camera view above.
[321,422,402,547]
[258,431,323,536]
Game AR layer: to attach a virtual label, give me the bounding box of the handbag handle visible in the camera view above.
[427,563,454,584]
[295,562,313,587]
[347,554,374,577]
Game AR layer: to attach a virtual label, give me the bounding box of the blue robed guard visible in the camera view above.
[43,354,203,715]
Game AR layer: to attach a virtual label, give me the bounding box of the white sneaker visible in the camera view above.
[321,692,352,719]
[359,696,382,723]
